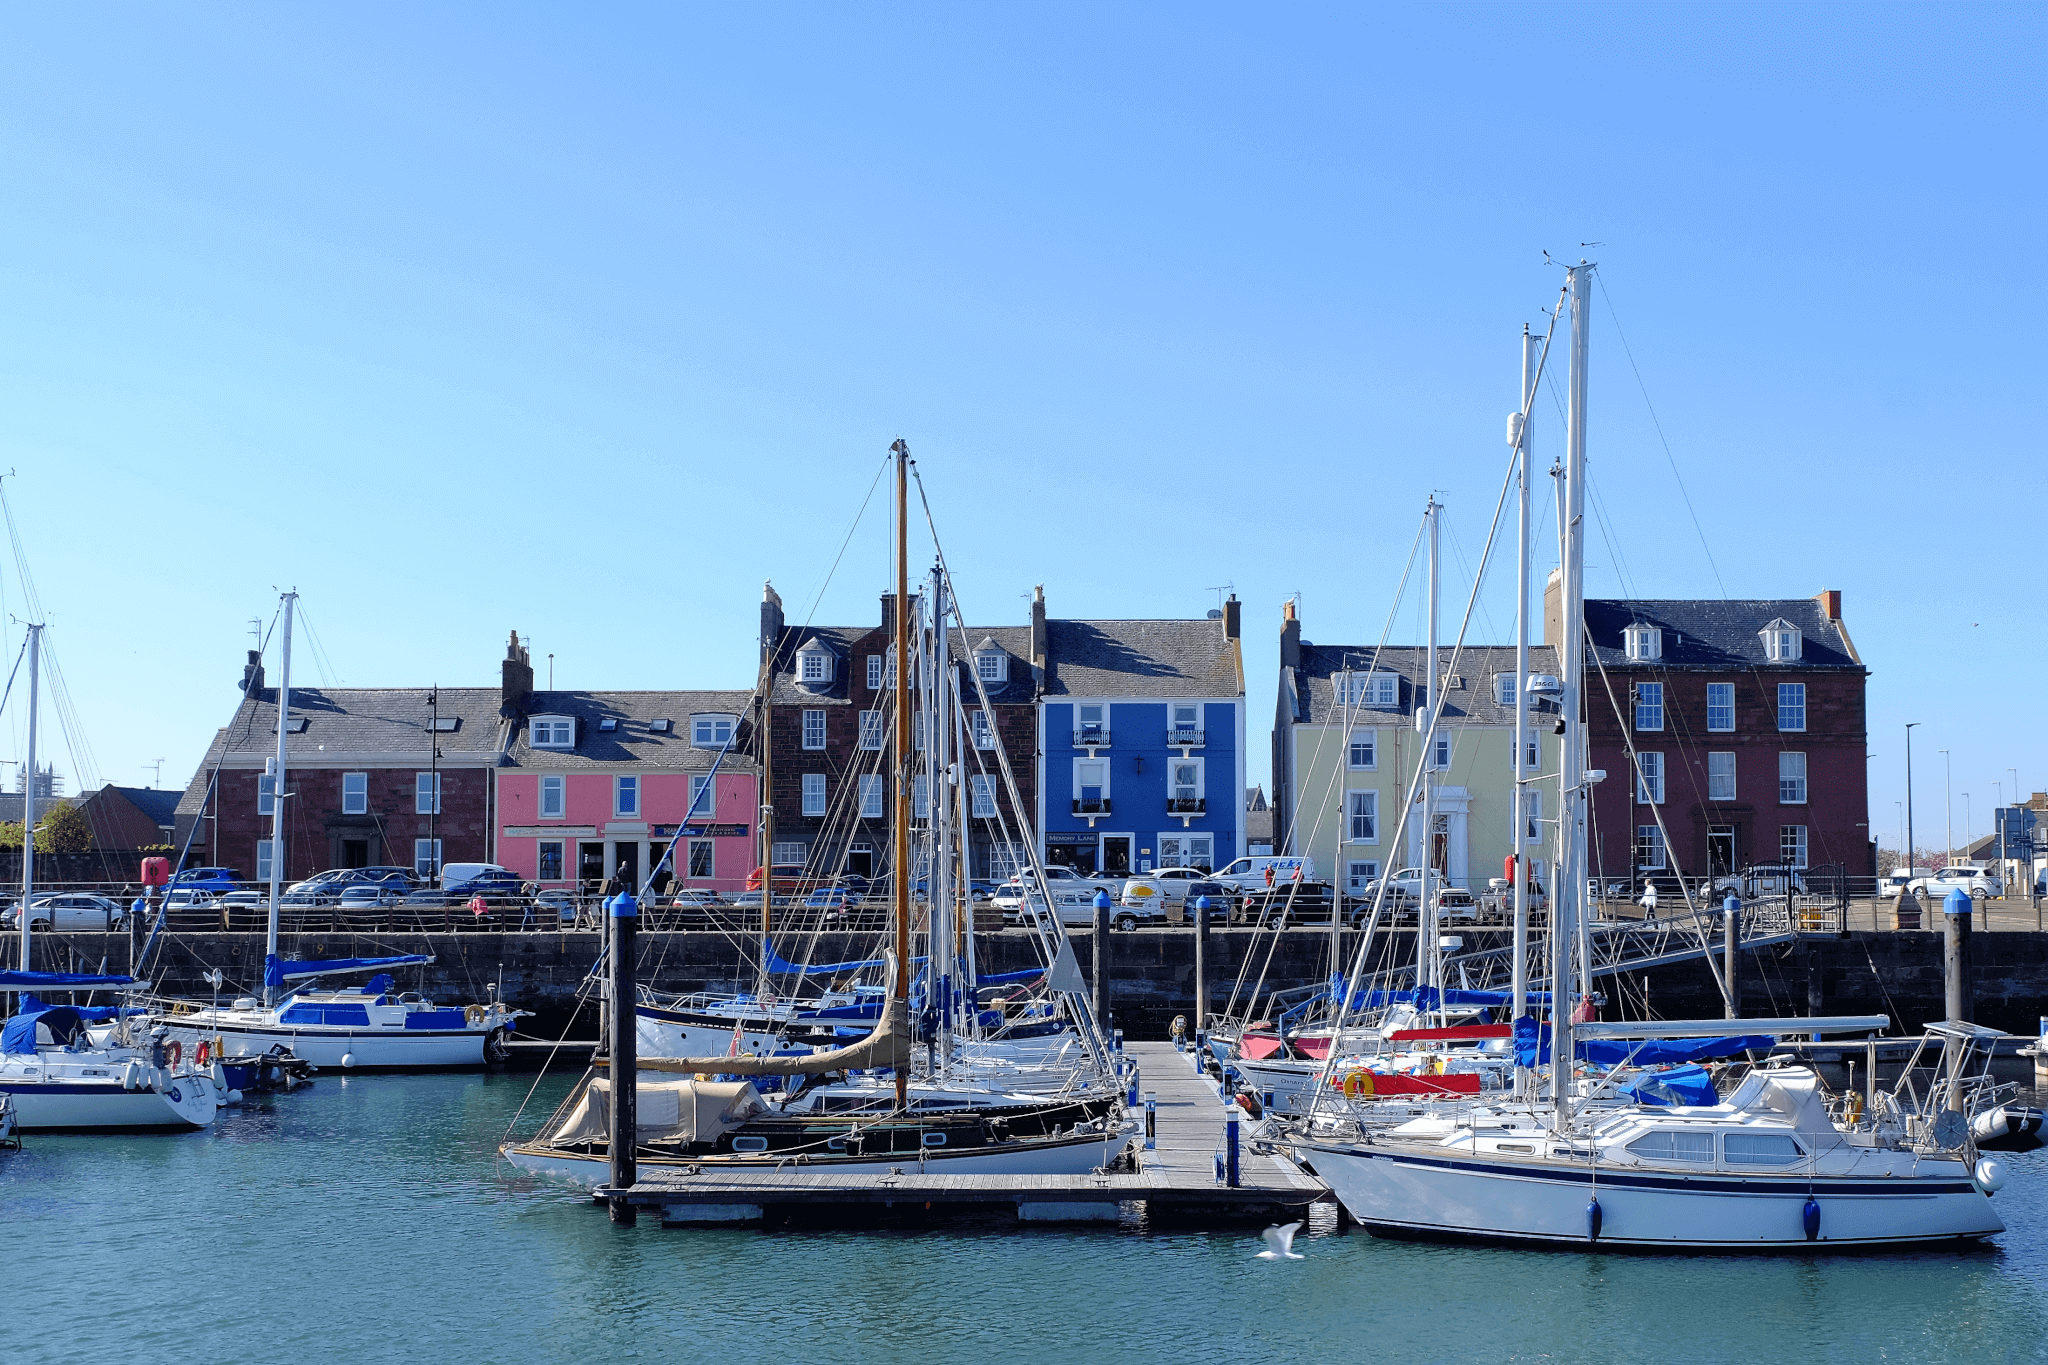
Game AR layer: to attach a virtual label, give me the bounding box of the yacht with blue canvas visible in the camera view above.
[2,973,220,1131]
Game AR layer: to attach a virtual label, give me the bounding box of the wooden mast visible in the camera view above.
[891,439,913,1111]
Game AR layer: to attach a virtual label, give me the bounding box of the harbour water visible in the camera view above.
[5,1071,2047,1365]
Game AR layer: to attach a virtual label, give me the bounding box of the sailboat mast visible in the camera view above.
[931,565,953,1066]
[1422,497,1440,1014]
[265,592,296,1008]
[1553,264,1591,1130]
[17,623,41,974]
[891,440,912,1111]
[1511,327,1535,1094]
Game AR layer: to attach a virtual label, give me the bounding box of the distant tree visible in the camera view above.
[39,802,93,854]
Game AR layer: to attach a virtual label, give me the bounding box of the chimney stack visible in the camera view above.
[760,581,785,669]
[240,649,265,698]
[501,629,534,716]
[1280,598,1301,669]
[1029,585,1048,669]
[1817,588,1843,621]
[1223,593,1241,641]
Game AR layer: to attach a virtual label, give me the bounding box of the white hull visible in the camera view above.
[0,1062,218,1131]
[1304,1142,2003,1249]
[634,1013,783,1060]
[159,1016,489,1069]
[503,1131,1130,1186]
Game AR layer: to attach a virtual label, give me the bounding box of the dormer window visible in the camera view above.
[973,637,1008,684]
[531,716,575,749]
[1760,620,1803,662]
[797,639,835,685]
[1624,624,1662,661]
[1338,672,1399,709]
[691,714,737,747]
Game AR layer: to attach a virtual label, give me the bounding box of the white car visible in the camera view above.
[3,894,130,931]
[1119,866,1209,912]
[1908,867,2002,901]
[993,865,1118,909]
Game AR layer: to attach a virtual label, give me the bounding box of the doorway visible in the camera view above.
[612,842,641,888]
[1099,835,1132,876]
[342,839,370,869]
[1708,826,1736,878]
[578,842,606,890]
[846,842,874,879]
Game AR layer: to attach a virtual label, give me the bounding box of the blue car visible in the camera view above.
[171,867,245,894]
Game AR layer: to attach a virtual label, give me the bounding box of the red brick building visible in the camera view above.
[1548,587,1872,886]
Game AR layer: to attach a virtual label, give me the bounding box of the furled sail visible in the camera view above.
[637,953,912,1077]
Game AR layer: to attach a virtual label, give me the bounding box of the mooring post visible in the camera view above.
[1092,888,1111,1035]
[1193,894,1210,1037]
[608,890,639,1226]
[1143,1090,1157,1149]
[1723,894,1741,1018]
[1806,942,1823,1035]
[1943,887,1972,1024]
[1225,1112,1241,1188]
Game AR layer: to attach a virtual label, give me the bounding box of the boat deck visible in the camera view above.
[602,1040,1329,1225]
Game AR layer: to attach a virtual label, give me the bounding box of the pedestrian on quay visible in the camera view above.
[1639,880,1658,921]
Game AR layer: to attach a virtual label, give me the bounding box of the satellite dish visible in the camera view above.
[1933,1110,1969,1149]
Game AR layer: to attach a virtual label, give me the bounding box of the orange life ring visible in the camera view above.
[166,1039,183,1068]
[195,1040,211,1067]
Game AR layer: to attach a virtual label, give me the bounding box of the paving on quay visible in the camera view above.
[602,1040,1328,1227]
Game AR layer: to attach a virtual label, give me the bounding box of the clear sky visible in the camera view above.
[0,4,2038,856]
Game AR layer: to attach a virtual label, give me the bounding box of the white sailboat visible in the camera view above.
[1284,265,2013,1250]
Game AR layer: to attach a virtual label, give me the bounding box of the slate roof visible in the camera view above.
[1042,620,1243,698]
[1582,598,1861,671]
[768,624,1037,705]
[1284,644,1561,726]
[507,690,761,771]
[210,687,509,761]
[103,786,182,829]
[0,793,76,824]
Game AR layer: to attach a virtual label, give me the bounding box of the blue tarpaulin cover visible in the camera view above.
[2,1003,87,1053]
[0,970,139,989]
[1327,977,1553,1012]
[277,955,431,981]
[20,994,124,1022]
[1512,1015,1777,1068]
[1619,1064,1721,1106]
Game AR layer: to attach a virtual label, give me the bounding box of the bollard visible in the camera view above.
[608,891,639,1226]
[1225,1115,1241,1188]
[1092,889,1112,1034]
[1193,895,1210,1037]
[1722,894,1742,1019]
[1144,1091,1157,1149]
[1944,888,1973,1024]
[1126,1067,1140,1108]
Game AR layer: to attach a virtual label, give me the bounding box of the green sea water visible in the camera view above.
[3,1070,2046,1365]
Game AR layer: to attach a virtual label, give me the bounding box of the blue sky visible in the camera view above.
[0,4,2037,853]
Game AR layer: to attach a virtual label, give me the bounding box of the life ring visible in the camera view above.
[465,1004,486,1026]
[1340,1069,1375,1099]
[166,1039,183,1069]
[195,1040,212,1067]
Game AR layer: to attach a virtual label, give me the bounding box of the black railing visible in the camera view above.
[1072,729,1111,747]
[1167,729,1205,747]
[1167,797,1206,814]
[1072,798,1112,815]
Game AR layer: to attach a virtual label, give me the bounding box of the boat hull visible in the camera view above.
[502,1130,1130,1185]
[0,1073,218,1131]
[159,1016,490,1070]
[1304,1141,2004,1250]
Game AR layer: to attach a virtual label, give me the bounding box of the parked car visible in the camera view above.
[407,866,525,908]
[1120,866,1210,913]
[1180,881,1240,921]
[666,888,723,909]
[1014,889,1149,932]
[283,866,416,906]
[3,894,130,932]
[170,867,244,894]
[1711,866,1810,899]
[1908,866,2002,901]
[336,877,415,909]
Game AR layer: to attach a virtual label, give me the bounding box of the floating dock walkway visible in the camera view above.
[600,1040,1328,1226]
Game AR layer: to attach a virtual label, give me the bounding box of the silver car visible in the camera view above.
[3,893,129,931]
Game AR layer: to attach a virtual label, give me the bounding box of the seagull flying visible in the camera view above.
[1256,1221,1305,1259]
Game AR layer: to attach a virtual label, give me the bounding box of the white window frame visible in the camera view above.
[1347,789,1379,843]
[416,771,442,815]
[770,840,807,868]
[1706,683,1735,733]
[1777,682,1807,732]
[1169,757,1204,805]
[1624,624,1663,661]
[1340,672,1399,709]
[1780,824,1810,869]
[687,774,714,819]
[1432,735,1451,770]
[858,710,885,750]
[1157,832,1213,871]
[1707,752,1737,802]
[691,714,736,748]
[970,774,996,818]
[1524,787,1543,843]
[1494,673,1516,707]
[1073,757,1110,805]
[414,838,443,878]
[1636,751,1665,805]
[802,773,826,817]
[539,775,565,820]
[537,839,565,882]
[1635,824,1667,871]
[976,649,1007,684]
[913,774,930,820]
[1076,703,1107,739]
[686,838,714,880]
[256,838,275,883]
[1634,681,1664,732]
[1347,730,1377,770]
[859,774,884,819]
[798,647,833,684]
[1523,736,1540,771]
[971,709,996,750]
[866,655,884,690]
[615,775,639,817]
[341,772,368,816]
[1762,626,1803,662]
[258,774,276,816]
[1779,752,1807,805]
[802,709,827,750]
[531,716,575,749]
[1346,859,1381,893]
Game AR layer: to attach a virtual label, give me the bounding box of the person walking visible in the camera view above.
[1639,880,1659,921]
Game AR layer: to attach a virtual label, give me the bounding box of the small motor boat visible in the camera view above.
[1971,1104,2046,1152]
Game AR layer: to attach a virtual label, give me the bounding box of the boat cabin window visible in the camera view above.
[1626,1130,1713,1163]
[730,1136,769,1153]
[1723,1132,1804,1164]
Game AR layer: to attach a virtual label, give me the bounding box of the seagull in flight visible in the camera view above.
[1256,1221,1305,1259]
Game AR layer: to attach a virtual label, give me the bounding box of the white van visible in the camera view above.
[1211,856,1316,895]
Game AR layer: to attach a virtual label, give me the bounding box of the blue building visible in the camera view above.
[1034,591,1246,877]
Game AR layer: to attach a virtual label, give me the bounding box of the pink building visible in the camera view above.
[494,688,759,895]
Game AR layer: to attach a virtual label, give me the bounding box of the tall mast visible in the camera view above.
[265,591,297,1008]
[759,624,774,987]
[1553,264,1591,1131]
[931,565,954,1067]
[891,440,912,1110]
[1421,496,1440,1017]
[1511,326,1535,1095]
[16,623,41,974]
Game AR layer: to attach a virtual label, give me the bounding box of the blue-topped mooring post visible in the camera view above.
[608,891,638,1225]
[1193,894,1210,1040]
[1944,887,1973,1024]
[1092,888,1111,1034]
[1225,1112,1240,1188]
[1722,894,1741,1019]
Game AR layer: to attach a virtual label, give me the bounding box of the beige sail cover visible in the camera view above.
[636,992,913,1077]
[550,1077,769,1145]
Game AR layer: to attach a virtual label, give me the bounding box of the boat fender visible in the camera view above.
[1976,1157,2009,1194]
[166,1039,182,1070]
[1844,1093,1864,1123]
[1586,1197,1602,1244]
[1341,1070,1375,1099]
[1802,1198,1821,1242]
[195,1041,211,1067]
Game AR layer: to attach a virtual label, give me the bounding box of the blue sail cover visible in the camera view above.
[1511,1016,1778,1068]
[1619,1064,1721,1107]
[1327,977,1553,1012]
[0,970,139,989]
[277,955,431,981]
[2,1003,88,1053]
[760,938,933,977]
[20,994,126,1022]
